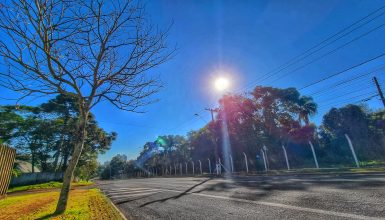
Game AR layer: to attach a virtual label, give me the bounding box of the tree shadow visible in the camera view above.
[35,213,59,220]
[115,191,162,205]
[139,178,212,207]
[192,173,385,202]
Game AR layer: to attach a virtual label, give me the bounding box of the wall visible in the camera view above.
[10,172,64,187]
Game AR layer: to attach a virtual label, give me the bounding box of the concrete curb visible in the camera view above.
[100,189,128,220]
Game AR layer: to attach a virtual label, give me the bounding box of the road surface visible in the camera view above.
[98,173,385,220]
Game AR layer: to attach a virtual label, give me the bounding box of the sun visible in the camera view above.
[214,77,230,91]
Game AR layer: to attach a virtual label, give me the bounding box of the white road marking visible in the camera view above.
[103,187,150,192]
[155,188,384,220]
[110,191,159,200]
[106,189,160,195]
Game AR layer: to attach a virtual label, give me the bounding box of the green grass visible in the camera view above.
[7,181,94,193]
[0,188,123,220]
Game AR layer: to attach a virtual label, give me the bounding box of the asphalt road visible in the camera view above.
[98,173,385,220]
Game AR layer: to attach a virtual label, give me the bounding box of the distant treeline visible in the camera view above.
[133,86,385,172]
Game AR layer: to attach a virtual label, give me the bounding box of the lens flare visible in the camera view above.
[214,77,229,91]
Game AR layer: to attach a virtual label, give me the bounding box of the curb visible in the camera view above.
[100,189,128,220]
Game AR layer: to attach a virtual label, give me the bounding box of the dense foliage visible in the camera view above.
[111,86,384,175]
[0,95,117,180]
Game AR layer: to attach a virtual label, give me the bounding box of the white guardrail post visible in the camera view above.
[282,145,290,170]
[192,161,195,175]
[345,134,360,168]
[229,154,234,173]
[242,152,248,173]
[308,141,319,169]
[261,149,267,172]
[198,160,202,175]
[185,162,188,175]
[208,158,211,174]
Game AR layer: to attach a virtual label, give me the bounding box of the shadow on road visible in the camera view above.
[115,192,162,205]
[138,178,212,207]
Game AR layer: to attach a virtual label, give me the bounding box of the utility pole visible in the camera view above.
[205,108,219,121]
[373,77,385,108]
[205,107,220,174]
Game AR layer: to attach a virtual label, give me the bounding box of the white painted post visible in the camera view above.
[308,141,319,169]
[282,145,290,170]
[192,161,195,175]
[261,149,267,172]
[229,154,234,173]
[198,160,202,175]
[345,134,360,168]
[242,152,249,173]
[208,159,212,174]
[185,162,188,175]
[218,158,222,174]
[263,145,269,170]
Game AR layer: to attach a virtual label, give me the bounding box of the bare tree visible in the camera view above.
[0,0,172,213]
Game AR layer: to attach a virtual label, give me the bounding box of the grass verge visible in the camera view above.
[7,181,94,193]
[0,188,123,220]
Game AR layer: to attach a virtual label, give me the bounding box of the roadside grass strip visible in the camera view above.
[0,188,123,220]
[7,181,94,193]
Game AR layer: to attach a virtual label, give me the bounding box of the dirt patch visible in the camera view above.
[0,192,56,220]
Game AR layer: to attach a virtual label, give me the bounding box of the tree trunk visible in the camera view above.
[31,150,35,173]
[55,115,68,171]
[53,150,61,172]
[55,111,88,214]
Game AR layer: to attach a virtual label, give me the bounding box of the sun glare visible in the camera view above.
[214,77,230,91]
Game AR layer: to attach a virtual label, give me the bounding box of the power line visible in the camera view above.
[238,5,385,92]
[267,22,385,85]
[299,52,385,90]
[312,77,374,98]
[308,65,384,97]
[255,12,385,87]
[317,89,375,106]
[318,92,378,110]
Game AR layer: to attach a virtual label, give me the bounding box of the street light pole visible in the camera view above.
[205,107,220,174]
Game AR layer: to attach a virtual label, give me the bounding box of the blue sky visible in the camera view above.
[1,0,385,162]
